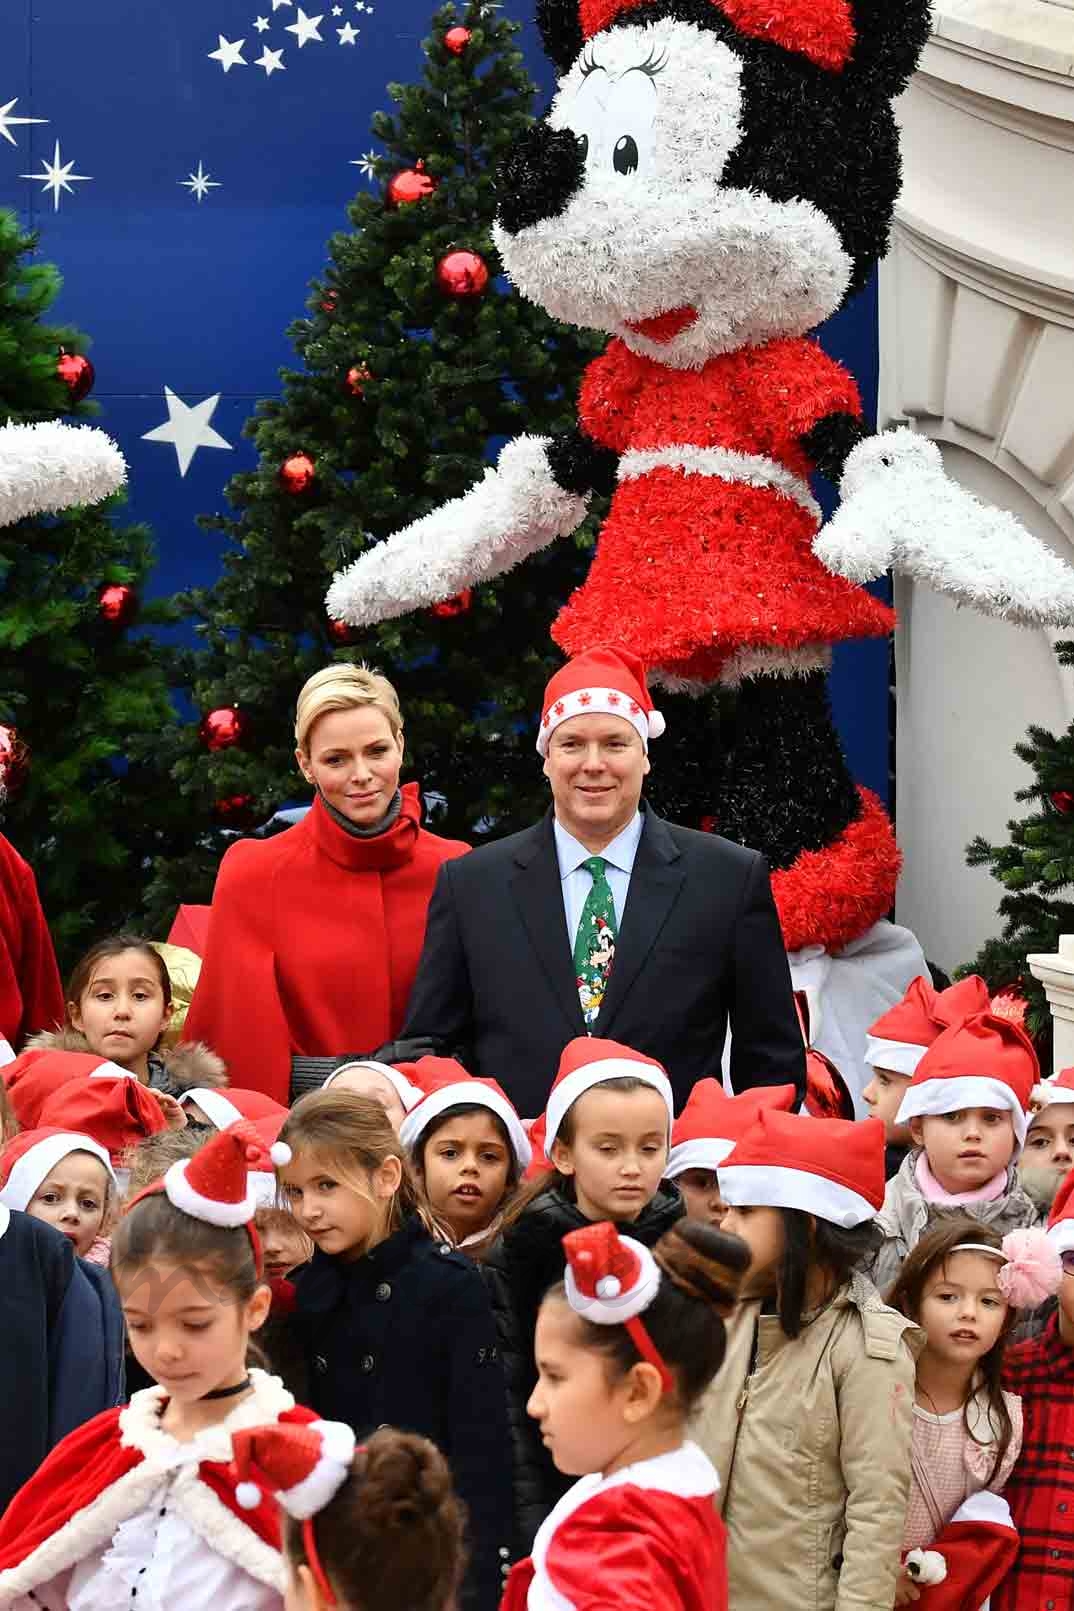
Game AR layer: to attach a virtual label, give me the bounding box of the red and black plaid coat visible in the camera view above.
[995,1313,1074,1611]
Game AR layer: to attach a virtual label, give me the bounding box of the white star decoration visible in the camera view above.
[256,46,286,74]
[351,149,379,179]
[0,97,47,147]
[142,388,233,477]
[20,140,91,212]
[180,161,220,202]
[337,21,359,42]
[208,35,247,71]
[285,8,323,45]
[271,0,293,8]
[253,15,270,30]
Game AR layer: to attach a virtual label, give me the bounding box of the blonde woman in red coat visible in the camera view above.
[183,665,468,1104]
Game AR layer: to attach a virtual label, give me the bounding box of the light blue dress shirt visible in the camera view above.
[552,811,645,949]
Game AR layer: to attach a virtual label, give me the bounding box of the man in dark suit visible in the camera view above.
[402,647,805,1116]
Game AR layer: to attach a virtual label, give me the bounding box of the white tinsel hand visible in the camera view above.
[0,420,127,528]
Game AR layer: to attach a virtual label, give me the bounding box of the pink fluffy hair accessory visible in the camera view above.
[996,1229,1063,1308]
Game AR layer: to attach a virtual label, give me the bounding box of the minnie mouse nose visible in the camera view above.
[496,122,587,236]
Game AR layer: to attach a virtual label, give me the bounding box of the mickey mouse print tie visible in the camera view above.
[573,856,618,1028]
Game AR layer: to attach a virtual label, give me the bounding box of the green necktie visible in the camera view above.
[573,856,618,1028]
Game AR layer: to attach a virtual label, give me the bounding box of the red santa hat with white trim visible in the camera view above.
[865,975,992,1078]
[3,1047,133,1129]
[894,1010,1037,1148]
[0,1125,116,1211]
[228,1114,289,1209]
[231,1416,356,1516]
[903,1491,1019,1607]
[179,1087,288,1129]
[127,1122,263,1238]
[666,1079,798,1179]
[718,1109,885,1229]
[1031,1064,1074,1110]
[544,1037,674,1153]
[38,1073,169,1165]
[321,1059,424,1113]
[1046,1166,1074,1256]
[399,1071,532,1170]
[536,646,665,758]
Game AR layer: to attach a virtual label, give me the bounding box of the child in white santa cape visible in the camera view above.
[501,1215,749,1611]
[0,1123,317,1610]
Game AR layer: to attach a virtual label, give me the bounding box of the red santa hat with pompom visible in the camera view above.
[0,1125,116,1211]
[1046,1166,1074,1256]
[666,1079,798,1179]
[578,0,855,73]
[1031,1064,1074,1111]
[536,646,665,758]
[231,1417,356,1517]
[400,1073,532,1170]
[719,1109,885,1228]
[903,1491,1019,1606]
[563,1220,672,1391]
[894,1010,1037,1148]
[544,1037,673,1153]
[125,1125,266,1272]
[179,1087,288,1130]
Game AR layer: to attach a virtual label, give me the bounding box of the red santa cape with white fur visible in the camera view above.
[500,1441,726,1611]
[0,1371,313,1603]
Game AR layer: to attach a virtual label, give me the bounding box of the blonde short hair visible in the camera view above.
[294,663,404,754]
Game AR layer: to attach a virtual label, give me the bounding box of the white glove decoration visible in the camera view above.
[0,420,127,528]
[813,426,1074,626]
[326,434,589,628]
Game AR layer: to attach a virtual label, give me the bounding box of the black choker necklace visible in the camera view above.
[200,1377,251,1401]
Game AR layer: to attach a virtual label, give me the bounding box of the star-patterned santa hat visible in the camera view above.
[894,1010,1038,1148]
[3,1047,131,1129]
[545,1037,674,1153]
[231,1419,356,1606]
[38,1074,168,1164]
[321,1059,424,1113]
[1030,1065,1074,1110]
[400,1074,532,1170]
[179,1087,288,1130]
[563,1220,672,1391]
[666,1079,798,1179]
[719,1109,886,1228]
[536,646,665,757]
[0,1126,116,1211]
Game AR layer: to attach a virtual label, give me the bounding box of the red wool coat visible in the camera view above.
[0,832,63,1050]
[183,784,468,1102]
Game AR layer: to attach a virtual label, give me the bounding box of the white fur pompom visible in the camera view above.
[0,421,127,528]
[905,1548,947,1585]
[236,1481,262,1511]
[270,1142,292,1167]
[648,710,666,740]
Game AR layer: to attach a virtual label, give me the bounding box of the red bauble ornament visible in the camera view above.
[0,724,29,800]
[56,350,95,403]
[345,364,371,398]
[699,814,719,834]
[213,794,259,831]
[444,25,471,53]
[320,291,338,315]
[199,706,250,752]
[1051,790,1074,815]
[436,250,490,299]
[386,161,438,208]
[279,452,316,495]
[327,615,361,646]
[430,589,473,619]
[97,583,139,629]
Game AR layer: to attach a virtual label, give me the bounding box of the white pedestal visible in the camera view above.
[1028,936,1074,1075]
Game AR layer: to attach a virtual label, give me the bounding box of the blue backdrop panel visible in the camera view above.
[0,0,888,798]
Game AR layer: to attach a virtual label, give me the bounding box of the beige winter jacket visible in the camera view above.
[695,1273,923,1611]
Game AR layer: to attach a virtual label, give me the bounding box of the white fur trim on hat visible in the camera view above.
[665,1138,736,1180]
[280,1420,357,1519]
[895,1075,1028,1148]
[717,1162,877,1229]
[1048,1218,1074,1257]
[399,1082,532,1169]
[565,1235,662,1325]
[536,689,665,757]
[88,1062,137,1080]
[0,1132,117,1212]
[545,1058,673,1153]
[1031,1078,1074,1109]
[0,1037,15,1068]
[179,1089,242,1129]
[163,1156,257,1228]
[323,1060,423,1113]
[863,1037,928,1077]
[249,1172,278,1209]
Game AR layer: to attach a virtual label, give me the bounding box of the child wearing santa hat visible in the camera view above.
[483,1036,683,1552]
[321,1059,424,1135]
[664,1078,798,1226]
[230,1420,466,1611]
[870,1010,1039,1293]
[1020,1065,1074,1222]
[695,1109,923,1611]
[0,1124,319,1610]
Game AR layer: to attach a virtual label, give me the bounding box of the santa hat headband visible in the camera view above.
[719,1109,885,1229]
[322,1059,424,1113]
[0,1126,116,1212]
[232,1419,357,1607]
[563,1221,673,1393]
[666,1079,798,1179]
[894,1011,1038,1149]
[577,0,855,71]
[536,646,665,758]
[1031,1066,1074,1110]
[545,1037,674,1153]
[126,1124,266,1271]
[179,1087,288,1130]
[400,1078,532,1170]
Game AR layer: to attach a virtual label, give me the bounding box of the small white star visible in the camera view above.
[20,139,92,212]
[208,34,247,71]
[337,21,359,42]
[142,388,233,478]
[351,148,379,179]
[331,5,342,13]
[180,161,220,202]
[271,0,293,8]
[0,97,47,147]
[255,45,286,73]
[253,14,271,30]
[285,8,323,44]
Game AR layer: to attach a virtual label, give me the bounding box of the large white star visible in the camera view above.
[255,46,286,74]
[20,140,92,212]
[0,97,47,147]
[337,21,359,42]
[142,388,232,477]
[180,161,220,202]
[285,8,323,45]
[208,34,247,71]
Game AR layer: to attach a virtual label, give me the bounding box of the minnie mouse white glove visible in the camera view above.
[0,420,126,528]
[812,426,1074,626]
[326,434,589,628]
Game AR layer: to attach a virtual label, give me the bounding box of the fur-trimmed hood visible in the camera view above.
[24,1026,227,1092]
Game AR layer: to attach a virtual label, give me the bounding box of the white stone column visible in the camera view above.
[1028,937,1074,1075]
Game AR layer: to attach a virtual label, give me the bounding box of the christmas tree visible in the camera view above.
[0,208,184,966]
[959,638,1074,1056]
[141,0,609,925]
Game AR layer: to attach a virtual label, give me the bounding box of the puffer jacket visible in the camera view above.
[482,1179,683,1555]
[869,1149,1037,1296]
[695,1273,923,1611]
[24,1025,226,1097]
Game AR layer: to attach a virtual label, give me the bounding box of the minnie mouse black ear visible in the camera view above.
[536,0,584,73]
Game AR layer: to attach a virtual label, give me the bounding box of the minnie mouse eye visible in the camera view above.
[613,135,639,176]
[577,132,589,163]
